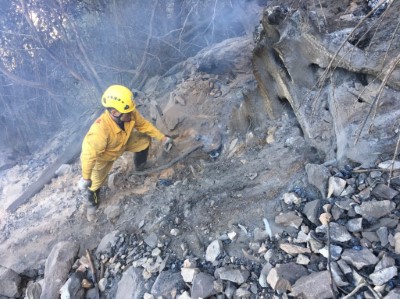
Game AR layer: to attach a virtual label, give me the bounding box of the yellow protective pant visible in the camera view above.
[89,132,150,191]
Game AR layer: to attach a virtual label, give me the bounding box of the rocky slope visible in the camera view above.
[1,0,400,298]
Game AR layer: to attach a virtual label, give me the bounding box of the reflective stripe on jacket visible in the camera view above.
[81,110,164,179]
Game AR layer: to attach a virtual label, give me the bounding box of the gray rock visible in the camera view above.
[331,262,349,287]
[95,230,119,255]
[305,163,330,197]
[279,243,311,255]
[205,240,223,262]
[151,271,185,298]
[384,288,400,299]
[290,271,335,299]
[327,176,347,198]
[316,222,352,242]
[354,200,396,220]
[259,263,273,287]
[371,183,399,200]
[180,267,200,283]
[214,266,250,284]
[395,232,400,254]
[375,255,395,271]
[362,231,379,243]
[346,218,363,232]
[191,272,216,299]
[253,227,268,242]
[337,260,352,276]
[319,244,342,261]
[296,254,310,265]
[302,200,321,225]
[275,211,303,229]
[144,232,158,249]
[104,205,121,222]
[376,227,389,246]
[0,266,21,298]
[341,248,379,270]
[59,272,84,299]
[40,241,79,299]
[365,217,398,231]
[369,266,397,286]
[25,281,42,299]
[115,267,150,299]
[266,263,308,292]
[282,192,302,205]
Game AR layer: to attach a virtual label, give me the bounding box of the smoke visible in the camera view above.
[0,0,263,157]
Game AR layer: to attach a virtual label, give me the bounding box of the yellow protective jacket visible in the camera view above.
[81,109,164,179]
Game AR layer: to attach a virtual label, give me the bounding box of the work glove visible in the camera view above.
[78,177,92,190]
[162,136,174,152]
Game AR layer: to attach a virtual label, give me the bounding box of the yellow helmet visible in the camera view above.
[101,85,136,113]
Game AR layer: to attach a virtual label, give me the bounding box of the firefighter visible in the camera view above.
[78,84,172,207]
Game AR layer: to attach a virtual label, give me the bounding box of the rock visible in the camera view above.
[40,241,79,299]
[25,281,42,299]
[191,272,216,299]
[214,266,250,284]
[115,267,151,299]
[327,176,347,198]
[253,227,268,242]
[319,212,332,225]
[104,205,121,222]
[95,230,119,255]
[378,160,400,170]
[180,267,199,283]
[371,184,399,200]
[0,266,21,298]
[177,291,191,299]
[258,263,273,287]
[98,278,107,292]
[282,192,302,205]
[290,271,335,299]
[316,222,352,242]
[296,254,310,265]
[205,240,223,262]
[395,232,400,254]
[369,266,397,286]
[59,272,84,299]
[362,231,379,243]
[331,262,349,287]
[319,244,342,261]
[376,227,389,247]
[144,232,158,249]
[354,200,396,220]
[266,263,308,292]
[151,271,185,298]
[302,199,321,225]
[384,288,400,298]
[375,255,395,271]
[346,218,363,232]
[279,243,311,255]
[275,211,303,228]
[234,287,252,298]
[341,248,379,270]
[305,163,330,197]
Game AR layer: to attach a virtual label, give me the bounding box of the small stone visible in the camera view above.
[206,240,223,262]
[151,248,161,257]
[319,212,332,225]
[170,228,180,236]
[214,266,250,284]
[290,271,334,299]
[371,184,399,200]
[180,267,200,283]
[279,243,311,255]
[296,254,310,265]
[228,231,238,241]
[283,192,302,205]
[395,232,400,254]
[369,266,397,286]
[266,263,308,292]
[275,211,303,229]
[346,218,363,233]
[341,248,379,270]
[319,244,342,261]
[376,227,388,247]
[316,222,352,242]
[327,176,346,198]
[258,263,273,288]
[354,200,396,220]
